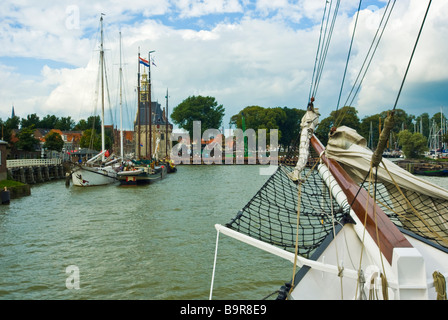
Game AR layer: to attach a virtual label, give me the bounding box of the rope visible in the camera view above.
[433,271,447,300]
[393,0,432,110]
[380,160,448,247]
[310,0,341,101]
[371,112,395,167]
[309,0,330,102]
[288,182,302,298]
[336,0,363,112]
[343,0,396,108]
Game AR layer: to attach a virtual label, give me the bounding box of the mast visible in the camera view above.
[137,49,141,159]
[119,31,124,158]
[100,15,106,162]
[148,50,155,159]
[166,88,169,158]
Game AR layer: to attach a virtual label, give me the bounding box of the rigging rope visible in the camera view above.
[336,0,363,112]
[433,271,447,300]
[335,0,396,129]
[393,0,432,110]
[308,0,330,102]
[309,0,341,102]
[342,0,396,109]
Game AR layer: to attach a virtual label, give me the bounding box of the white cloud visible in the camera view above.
[174,0,243,18]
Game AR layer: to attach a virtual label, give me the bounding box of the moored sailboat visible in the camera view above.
[117,50,168,185]
[70,16,119,187]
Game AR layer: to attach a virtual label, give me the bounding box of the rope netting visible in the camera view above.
[225,134,448,260]
[225,141,349,258]
[370,181,448,249]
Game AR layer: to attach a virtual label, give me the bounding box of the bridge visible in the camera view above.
[7,159,65,184]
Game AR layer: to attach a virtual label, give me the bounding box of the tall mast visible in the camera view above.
[137,48,141,159]
[100,15,106,162]
[119,31,124,158]
[166,88,169,158]
[148,50,155,159]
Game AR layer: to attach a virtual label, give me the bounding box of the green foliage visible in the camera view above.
[80,129,100,150]
[74,115,101,132]
[80,128,112,151]
[44,131,64,152]
[21,113,40,128]
[1,115,20,144]
[315,106,360,146]
[397,130,428,158]
[15,126,39,151]
[171,95,225,137]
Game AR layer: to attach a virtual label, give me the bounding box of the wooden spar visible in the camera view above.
[310,135,412,264]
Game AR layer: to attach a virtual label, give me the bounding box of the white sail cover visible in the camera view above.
[325,126,448,200]
[325,126,448,245]
[288,108,320,182]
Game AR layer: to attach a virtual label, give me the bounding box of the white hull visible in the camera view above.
[72,165,117,187]
[288,224,448,300]
[287,163,448,300]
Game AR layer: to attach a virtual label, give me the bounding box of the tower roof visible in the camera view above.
[135,101,171,126]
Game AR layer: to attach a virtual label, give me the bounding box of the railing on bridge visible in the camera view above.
[7,159,62,168]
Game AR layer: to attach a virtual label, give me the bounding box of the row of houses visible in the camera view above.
[8,127,135,161]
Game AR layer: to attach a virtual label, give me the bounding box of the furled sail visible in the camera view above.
[325,126,448,248]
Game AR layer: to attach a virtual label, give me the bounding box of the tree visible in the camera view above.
[40,115,58,129]
[278,107,306,150]
[359,114,381,149]
[230,105,288,145]
[415,112,430,137]
[16,126,39,151]
[56,116,75,131]
[171,95,225,137]
[74,115,101,132]
[315,106,360,145]
[80,129,101,150]
[21,113,40,129]
[2,115,20,144]
[44,131,64,152]
[397,130,428,159]
[79,128,112,151]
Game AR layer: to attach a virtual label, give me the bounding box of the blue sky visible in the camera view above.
[1,0,447,131]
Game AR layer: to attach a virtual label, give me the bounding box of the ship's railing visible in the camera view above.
[7,159,62,168]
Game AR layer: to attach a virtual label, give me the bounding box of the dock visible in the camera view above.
[7,159,65,184]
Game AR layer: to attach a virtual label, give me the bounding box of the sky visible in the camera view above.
[1,0,447,131]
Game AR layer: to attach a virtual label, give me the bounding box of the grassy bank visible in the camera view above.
[0,180,31,198]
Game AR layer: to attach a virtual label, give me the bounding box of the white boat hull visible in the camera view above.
[72,165,117,186]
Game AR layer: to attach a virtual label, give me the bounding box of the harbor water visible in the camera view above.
[0,165,292,300]
[2,164,446,300]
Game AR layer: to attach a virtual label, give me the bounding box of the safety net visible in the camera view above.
[225,126,448,259]
[225,137,350,258]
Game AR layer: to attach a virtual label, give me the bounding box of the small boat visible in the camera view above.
[117,163,166,185]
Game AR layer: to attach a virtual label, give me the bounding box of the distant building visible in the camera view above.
[106,125,135,157]
[134,73,173,160]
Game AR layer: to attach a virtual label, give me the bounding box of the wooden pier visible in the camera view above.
[7,159,65,184]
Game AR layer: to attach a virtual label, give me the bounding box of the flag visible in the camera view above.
[151,57,157,67]
[139,57,149,67]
